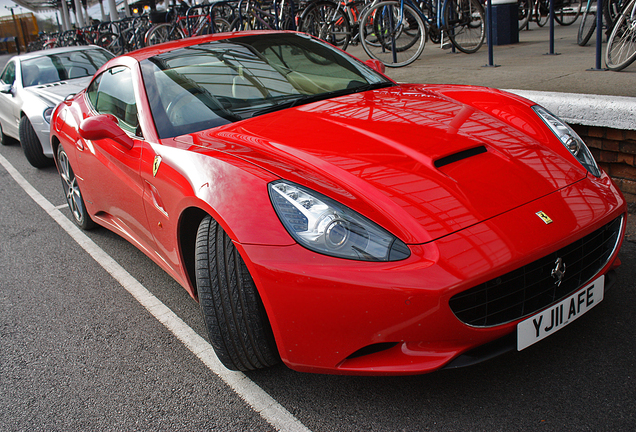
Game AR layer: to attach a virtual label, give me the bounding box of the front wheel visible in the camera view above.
[359,1,427,68]
[444,0,486,53]
[57,144,96,230]
[19,116,53,168]
[605,0,636,71]
[195,215,279,371]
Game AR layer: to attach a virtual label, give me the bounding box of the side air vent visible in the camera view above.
[434,146,487,168]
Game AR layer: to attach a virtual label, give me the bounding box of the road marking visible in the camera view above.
[0,153,312,432]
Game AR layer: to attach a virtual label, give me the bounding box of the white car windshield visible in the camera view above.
[21,48,113,87]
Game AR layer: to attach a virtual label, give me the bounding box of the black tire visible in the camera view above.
[299,0,352,49]
[195,215,279,371]
[19,116,53,168]
[445,0,486,54]
[360,1,427,68]
[605,0,636,71]
[518,0,532,29]
[57,144,96,230]
[0,122,13,146]
[577,3,597,46]
[554,0,583,26]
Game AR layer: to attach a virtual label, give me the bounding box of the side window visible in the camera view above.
[91,66,140,135]
[86,73,102,107]
[1,62,16,86]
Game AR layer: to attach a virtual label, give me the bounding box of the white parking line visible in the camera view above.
[0,153,312,432]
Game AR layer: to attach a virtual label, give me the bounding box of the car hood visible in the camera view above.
[23,76,92,107]
[175,84,586,244]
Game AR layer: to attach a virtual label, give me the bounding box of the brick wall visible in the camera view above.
[571,124,636,211]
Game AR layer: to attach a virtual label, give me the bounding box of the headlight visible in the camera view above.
[43,107,54,123]
[269,180,410,261]
[533,105,601,177]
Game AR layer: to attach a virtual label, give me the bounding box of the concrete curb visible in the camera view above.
[506,90,636,132]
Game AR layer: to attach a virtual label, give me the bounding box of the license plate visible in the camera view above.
[517,275,604,351]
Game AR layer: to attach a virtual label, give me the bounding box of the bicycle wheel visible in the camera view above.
[299,0,352,49]
[535,0,549,26]
[359,1,427,68]
[554,0,583,25]
[145,23,184,46]
[214,17,232,32]
[97,32,121,54]
[519,0,533,29]
[577,0,596,46]
[444,0,485,54]
[605,0,636,71]
[604,0,625,28]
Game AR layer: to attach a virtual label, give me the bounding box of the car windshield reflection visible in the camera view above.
[140,33,393,138]
[21,49,114,87]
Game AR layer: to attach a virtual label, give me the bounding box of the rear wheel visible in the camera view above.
[518,0,532,29]
[577,1,597,46]
[145,23,184,46]
[360,1,427,68]
[554,0,583,25]
[19,116,53,168]
[195,215,279,371]
[444,0,486,53]
[299,0,352,49]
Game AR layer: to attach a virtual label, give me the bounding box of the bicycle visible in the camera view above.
[359,0,485,67]
[145,4,229,46]
[298,0,376,50]
[605,0,636,70]
[100,16,152,55]
[230,0,298,30]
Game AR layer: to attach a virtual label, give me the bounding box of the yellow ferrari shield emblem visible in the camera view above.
[153,155,162,177]
[536,211,553,225]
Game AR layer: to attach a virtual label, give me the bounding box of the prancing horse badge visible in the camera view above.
[536,211,553,225]
[153,155,162,177]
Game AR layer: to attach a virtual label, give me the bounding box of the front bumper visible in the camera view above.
[239,173,626,375]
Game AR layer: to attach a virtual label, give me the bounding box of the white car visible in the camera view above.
[0,45,113,168]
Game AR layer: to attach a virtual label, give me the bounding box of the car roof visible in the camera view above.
[14,45,110,62]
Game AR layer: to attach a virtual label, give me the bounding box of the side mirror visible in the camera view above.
[365,59,386,75]
[79,114,134,150]
[0,83,12,94]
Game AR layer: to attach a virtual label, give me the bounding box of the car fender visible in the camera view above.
[19,89,55,156]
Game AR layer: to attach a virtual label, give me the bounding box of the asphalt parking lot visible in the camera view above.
[1,21,635,431]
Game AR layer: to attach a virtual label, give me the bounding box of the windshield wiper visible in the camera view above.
[251,82,395,117]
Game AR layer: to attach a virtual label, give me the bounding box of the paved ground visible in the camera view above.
[346,18,636,97]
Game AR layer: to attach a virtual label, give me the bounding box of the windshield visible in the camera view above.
[21,48,114,87]
[140,33,393,138]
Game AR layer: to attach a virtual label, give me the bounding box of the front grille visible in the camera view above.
[449,215,623,327]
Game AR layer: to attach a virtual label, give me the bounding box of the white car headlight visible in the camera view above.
[44,107,54,123]
[269,181,410,261]
[533,105,601,177]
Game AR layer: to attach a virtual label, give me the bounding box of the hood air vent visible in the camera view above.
[434,146,487,168]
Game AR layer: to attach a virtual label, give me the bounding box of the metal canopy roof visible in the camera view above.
[11,0,59,13]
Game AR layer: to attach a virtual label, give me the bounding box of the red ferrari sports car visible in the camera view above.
[50,31,626,375]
